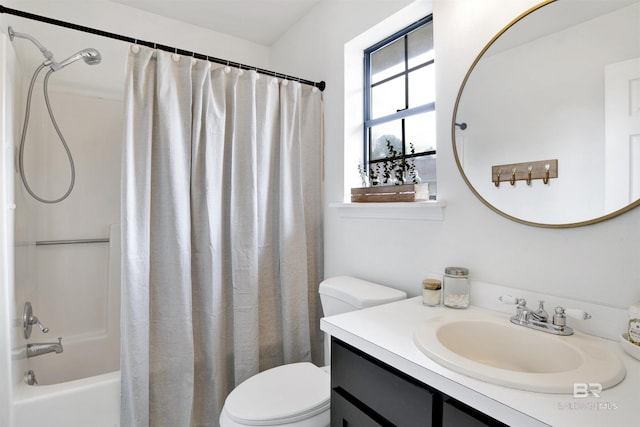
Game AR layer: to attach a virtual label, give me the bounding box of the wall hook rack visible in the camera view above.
[492,159,557,187]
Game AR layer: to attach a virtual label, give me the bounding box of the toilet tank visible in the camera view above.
[318,276,407,317]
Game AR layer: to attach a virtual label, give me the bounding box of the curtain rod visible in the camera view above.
[0,5,326,92]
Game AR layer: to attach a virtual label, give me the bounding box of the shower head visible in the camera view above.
[7,27,101,71]
[8,26,53,60]
[50,48,102,71]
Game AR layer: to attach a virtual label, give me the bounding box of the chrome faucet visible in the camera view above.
[532,300,549,322]
[22,301,49,339]
[26,337,63,358]
[499,296,590,336]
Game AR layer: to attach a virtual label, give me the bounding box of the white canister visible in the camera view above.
[422,279,441,306]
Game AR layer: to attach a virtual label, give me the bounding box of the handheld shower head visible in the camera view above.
[50,48,102,71]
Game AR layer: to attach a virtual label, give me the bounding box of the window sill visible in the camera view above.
[328,200,446,221]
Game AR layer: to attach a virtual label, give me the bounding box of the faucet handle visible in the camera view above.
[553,306,591,328]
[499,295,524,305]
[564,308,591,321]
[31,316,49,333]
[23,302,49,339]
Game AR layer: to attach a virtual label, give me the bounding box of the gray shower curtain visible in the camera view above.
[120,46,323,427]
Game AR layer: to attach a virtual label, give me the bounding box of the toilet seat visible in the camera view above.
[222,362,330,426]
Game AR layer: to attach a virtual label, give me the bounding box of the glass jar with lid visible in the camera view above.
[443,267,470,309]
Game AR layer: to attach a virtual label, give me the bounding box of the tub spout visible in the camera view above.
[26,337,63,358]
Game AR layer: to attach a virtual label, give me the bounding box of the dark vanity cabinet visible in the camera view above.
[331,338,507,427]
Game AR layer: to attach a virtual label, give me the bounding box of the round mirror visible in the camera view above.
[453,0,640,227]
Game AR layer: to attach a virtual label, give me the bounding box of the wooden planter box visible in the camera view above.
[350,183,430,203]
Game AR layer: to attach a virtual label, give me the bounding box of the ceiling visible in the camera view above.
[111,0,322,46]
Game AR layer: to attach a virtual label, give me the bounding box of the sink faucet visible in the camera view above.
[26,337,63,358]
[511,298,548,323]
[532,300,549,322]
[499,296,590,336]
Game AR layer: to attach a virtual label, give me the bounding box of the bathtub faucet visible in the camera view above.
[26,337,63,358]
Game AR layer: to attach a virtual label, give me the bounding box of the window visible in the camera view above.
[363,16,435,197]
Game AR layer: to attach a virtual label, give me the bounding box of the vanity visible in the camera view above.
[321,296,640,426]
[331,337,507,426]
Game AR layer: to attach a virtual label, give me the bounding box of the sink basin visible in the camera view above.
[413,310,625,393]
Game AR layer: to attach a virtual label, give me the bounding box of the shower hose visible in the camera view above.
[18,62,76,204]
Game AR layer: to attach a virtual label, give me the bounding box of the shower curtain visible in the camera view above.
[120,46,324,427]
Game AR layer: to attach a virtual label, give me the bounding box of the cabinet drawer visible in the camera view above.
[331,338,435,426]
[331,389,383,427]
[442,399,507,427]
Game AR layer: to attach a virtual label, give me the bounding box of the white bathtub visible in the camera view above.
[12,370,120,427]
[10,225,121,427]
[11,313,120,427]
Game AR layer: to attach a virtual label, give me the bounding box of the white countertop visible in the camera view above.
[320,297,640,427]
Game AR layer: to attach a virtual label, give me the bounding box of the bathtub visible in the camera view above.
[13,330,119,427]
[12,370,120,427]
[10,224,121,427]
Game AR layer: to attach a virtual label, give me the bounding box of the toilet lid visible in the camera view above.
[224,362,330,426]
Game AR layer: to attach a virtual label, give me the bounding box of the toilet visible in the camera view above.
[219,276,407,427]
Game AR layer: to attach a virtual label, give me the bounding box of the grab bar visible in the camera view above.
[35,238,110,246]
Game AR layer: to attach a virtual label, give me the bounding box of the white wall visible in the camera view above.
[271,0,640,309]
[0,32,19,427]
[13,88,123,385]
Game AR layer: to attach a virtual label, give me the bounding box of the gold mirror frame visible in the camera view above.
[451,0,640,228]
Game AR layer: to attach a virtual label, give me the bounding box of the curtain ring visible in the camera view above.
[510,168,516,185]
[172,47,180,62]
[526,165,532,185]
[495,170,501,187]
[543,164,550,184]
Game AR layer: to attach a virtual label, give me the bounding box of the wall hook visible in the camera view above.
[542,164,550,184]
[455,122,468,130]
[491,159,558,187]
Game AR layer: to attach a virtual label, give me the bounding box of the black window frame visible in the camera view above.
[363,15,435,184]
